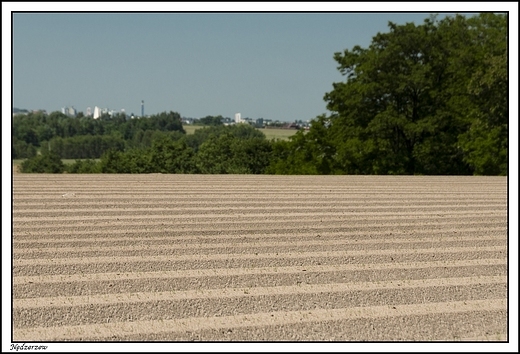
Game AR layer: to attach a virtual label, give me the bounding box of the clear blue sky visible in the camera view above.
[10,10,478,122]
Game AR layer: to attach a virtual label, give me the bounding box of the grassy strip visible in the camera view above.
[184,124,299,140]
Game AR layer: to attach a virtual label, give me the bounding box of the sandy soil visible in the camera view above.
[12,174,508,342]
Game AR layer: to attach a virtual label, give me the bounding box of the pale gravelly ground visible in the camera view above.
[12,174,508,342]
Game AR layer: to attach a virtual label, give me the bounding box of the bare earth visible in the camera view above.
[12,174,508,342]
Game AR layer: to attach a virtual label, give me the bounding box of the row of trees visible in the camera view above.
[12,111,184,159]
[18,13,507,175]
[21,124,273,174]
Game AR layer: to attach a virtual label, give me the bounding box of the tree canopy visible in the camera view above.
[269,13,507,175]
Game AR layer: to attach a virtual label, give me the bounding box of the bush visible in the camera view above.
[149,137,198,173]
[195,133,272,174]
[20,151,65,173]
[66,159,101,173]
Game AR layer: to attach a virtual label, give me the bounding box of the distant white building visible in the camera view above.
[93,106,102,119]
[235,113,242,123]
[61,106,77,117]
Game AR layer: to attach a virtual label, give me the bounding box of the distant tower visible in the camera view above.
[141,100,144,117]
[93,106,101,119]
[235,113,241,123]
[86,107,92,117]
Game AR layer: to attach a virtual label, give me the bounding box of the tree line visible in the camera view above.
[12,111,185,159]
[17,13,507,175]
[21,124,273,174]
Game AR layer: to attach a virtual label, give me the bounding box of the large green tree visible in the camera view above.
[308,13,507,175]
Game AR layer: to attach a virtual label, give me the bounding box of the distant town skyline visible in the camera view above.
[12,104,297,122]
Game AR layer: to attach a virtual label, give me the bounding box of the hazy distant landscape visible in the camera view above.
[13,13,507,177]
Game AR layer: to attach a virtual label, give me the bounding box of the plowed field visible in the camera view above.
[12,174,508,342]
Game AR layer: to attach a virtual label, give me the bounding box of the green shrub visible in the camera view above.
[20,151,65,173]
[65,159,101,173]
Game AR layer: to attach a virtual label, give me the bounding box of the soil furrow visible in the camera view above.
[14,284,506,329]
[13,258,507,285]
[13,245,506,267]
[14,275,506,309]
[12,235,505,254]
[13,251,505,277]
[12,299,506,341]
[12,209,505,222]
[12,218,505,232]
[109,311,507,341]
[13,240,507,260]
[12,199,507,208]
[14,264,507,299]
[12,204,506,215]
[13,226,506,242]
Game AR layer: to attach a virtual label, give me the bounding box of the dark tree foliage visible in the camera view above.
[65,159,101,173]
[270,13,507,175]
[12,137,37,159]
[88,136,199,174]
[121,111,185,136]
[48,135,126,159]
[267,115,335,175]
[20,151,65,173]
[12,110,185,158]
[195,133,272,174]
[185,124,266,152]
[127,130,185,149]
[148,137,198,173]
[66,124,271,174]
[98,148,153,174]
[199,115,224,126]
